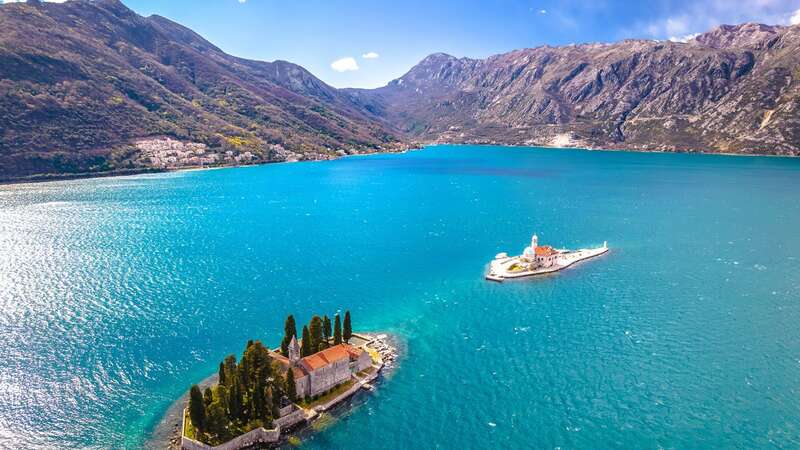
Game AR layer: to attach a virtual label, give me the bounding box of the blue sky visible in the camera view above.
[13,0,800,88]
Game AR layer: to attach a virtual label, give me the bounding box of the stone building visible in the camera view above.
[274,336,372,399]
[522,234,561,268]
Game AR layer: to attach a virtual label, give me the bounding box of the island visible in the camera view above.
[179,311,397,449]
[486,233,609,282]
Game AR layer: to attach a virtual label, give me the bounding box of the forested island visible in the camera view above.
[180,311,396,449]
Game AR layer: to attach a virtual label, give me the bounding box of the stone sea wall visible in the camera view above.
[180,427,280,450]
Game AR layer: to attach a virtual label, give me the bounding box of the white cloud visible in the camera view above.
[630,0,800,41]
[362,52,379,59]
[791,8,800,24]
[669,32,700,42]
[330,57,359,72]
[539,9,547,14]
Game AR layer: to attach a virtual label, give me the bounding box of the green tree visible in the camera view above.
[228,376,243,421]
[218,362,226,386]
[204,387,214,407]
[301,326,311,357]
[253,378,266,419]
[241,341,272,392]
[189,384,207,431]
[323,315,332,344]
[205,401,229,444]
[270,385,281,419]
[222,355,237,387]
[334,314,342,344]
[343,310,352,343]
[281,314,297,356]
[309,315,323,353]
[285,368,297,402]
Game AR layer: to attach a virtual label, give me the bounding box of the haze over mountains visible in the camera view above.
[1,0,799,180]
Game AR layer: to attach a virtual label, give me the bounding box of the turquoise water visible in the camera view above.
[1,145,800,449]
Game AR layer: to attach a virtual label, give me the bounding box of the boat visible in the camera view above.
[486,233,608,282]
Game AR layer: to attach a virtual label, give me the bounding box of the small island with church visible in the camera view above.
[486,233,609,282]
[178,311,397,450]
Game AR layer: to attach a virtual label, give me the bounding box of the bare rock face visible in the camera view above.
[351,23,800,155]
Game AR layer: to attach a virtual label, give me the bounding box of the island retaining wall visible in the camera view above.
[181,408,280,450]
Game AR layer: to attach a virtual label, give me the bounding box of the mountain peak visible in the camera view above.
[692,22,784,48]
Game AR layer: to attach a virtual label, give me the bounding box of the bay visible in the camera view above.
[1,145,799,448]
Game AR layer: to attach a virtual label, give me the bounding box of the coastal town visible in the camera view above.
[135,138,258,169]
[179,311,397,450]
[486,233,609,281]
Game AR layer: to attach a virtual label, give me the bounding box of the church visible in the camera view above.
[521,234,561,268]
[273,336,373,399]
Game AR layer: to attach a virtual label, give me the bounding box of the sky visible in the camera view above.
[8,0,800,88]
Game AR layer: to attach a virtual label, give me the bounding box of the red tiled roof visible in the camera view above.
[298,344,364,371]
[535,245,558,256]
[300,353,329,371]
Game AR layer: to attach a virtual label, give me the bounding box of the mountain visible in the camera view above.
[2,2,799,182]
[0,0,405,180]
[348,23,800,155]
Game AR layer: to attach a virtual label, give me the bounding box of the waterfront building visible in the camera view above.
[522,234,560,268]
[274,336,372,398]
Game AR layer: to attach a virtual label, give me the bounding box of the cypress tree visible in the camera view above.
[189,384,207,431]
[301,326,312,357]
[323,315,332,344]
[334,314,342,345]
[228,377,243,421]
[343,310,352,343]
[309,316,323,353]
[240,353,250,391]
[252,378,265,419]
[270,385,281,419]
[215,385,229,413]
[203,387,214,408]
[218,362,226,386]
[264,387,276,422]
[281,315,297,356]
[285,368,297,402]
[205,401,228,443]
[223,355,236,387]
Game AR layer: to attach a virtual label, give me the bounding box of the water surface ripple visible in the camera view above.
[1,145,799,448]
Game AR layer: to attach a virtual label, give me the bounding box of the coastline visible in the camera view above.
[148,332,401,450]
[0,143,421,187]
[426,141,800,159]
[2,140,797,187]
[145,373,220,450]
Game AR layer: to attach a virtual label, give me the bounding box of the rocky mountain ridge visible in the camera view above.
[1,1,799,181]
[348,22,800,155]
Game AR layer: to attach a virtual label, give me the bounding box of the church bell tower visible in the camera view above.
[288,335,300,364]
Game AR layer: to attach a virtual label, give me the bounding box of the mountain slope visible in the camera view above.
[2,1,799,182]
[0,0,404,180]
[349,23,800,155]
